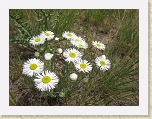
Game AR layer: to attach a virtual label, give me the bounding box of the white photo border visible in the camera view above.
[0,0,148,115]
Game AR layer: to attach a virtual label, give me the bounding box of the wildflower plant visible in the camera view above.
[10,10,139,106]
[21,29,113,105]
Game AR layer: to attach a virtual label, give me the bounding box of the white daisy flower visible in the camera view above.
[95,55,111,71]
[40,31,54,40]
[29,35,45,46]
[62,31,77,40]
[74,59,92,73]
[76,41,88,49]
[57,48,63,54]
[23,58,44,77]
[70,36,84,46]
[44,53,53,60]
[34,70,59,91]
[70,73,78,81]
[63,48,82,63]
[70,37,88,49]
[92,41,106,50]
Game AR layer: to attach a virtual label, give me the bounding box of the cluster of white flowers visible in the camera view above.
[29,31,55,46]
[23,30,61,92]
[22,58,59,91]
[63,31,88,49]
[22,30,111,91]
[63,48,92,74]
[62,31,111,76]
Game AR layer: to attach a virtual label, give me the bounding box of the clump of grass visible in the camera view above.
[9,9,139,106]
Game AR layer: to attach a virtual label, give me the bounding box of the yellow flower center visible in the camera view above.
[80,63,87,69]
[30,64,38,70]
[45,33,50,36]
[67,33,72,37]
[35,38,41,42]
[75,39,80,42]
[96,43,101,47]
[100,60,106,66]
[69,52,76,58]
[42,76,51,84]
[78,44,84,48]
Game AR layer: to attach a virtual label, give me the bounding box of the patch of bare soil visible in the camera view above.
[72,20,116,45]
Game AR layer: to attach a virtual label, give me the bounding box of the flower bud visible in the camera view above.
[57,48,63,54]
[55,37,59,41]
[59,92,65,97]
[70,73,78,81]
[44,53,53,60]
[34,52,40,57]
[40,47,44,51]
[83,78,89,83]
